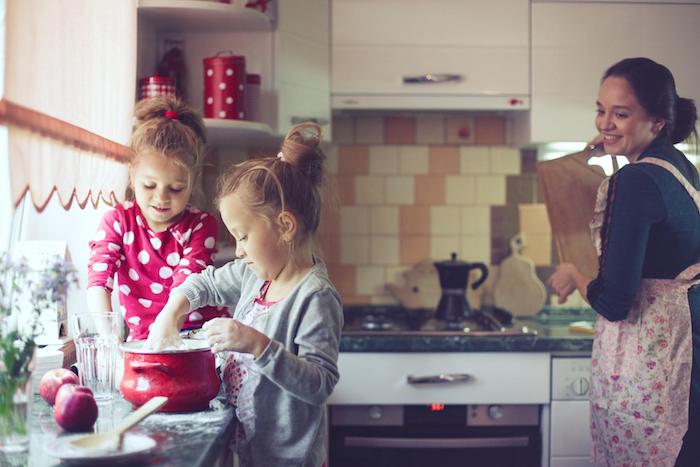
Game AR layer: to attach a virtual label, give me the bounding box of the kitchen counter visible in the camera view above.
[340,307,595,353]
[4,394,235,467]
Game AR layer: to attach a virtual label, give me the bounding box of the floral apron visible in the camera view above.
[588,157,700,466]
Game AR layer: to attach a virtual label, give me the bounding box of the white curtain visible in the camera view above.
[3,0,137,212]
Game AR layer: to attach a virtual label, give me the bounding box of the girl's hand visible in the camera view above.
[202,318,270,358]
[548,263,583,304]
[145,291,190,350]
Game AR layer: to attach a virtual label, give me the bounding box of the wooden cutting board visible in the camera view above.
[493,234,547,316]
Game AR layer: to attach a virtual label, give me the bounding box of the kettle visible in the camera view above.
[434,252,489,322]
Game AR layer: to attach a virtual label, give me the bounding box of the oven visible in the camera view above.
[329,404,541,467]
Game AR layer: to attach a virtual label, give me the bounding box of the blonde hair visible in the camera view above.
[216,122,326,243]
[129,96,207,192]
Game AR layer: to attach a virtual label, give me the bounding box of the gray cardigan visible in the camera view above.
[175,259,343,466]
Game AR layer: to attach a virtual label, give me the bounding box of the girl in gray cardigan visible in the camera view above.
[147,123,343,466]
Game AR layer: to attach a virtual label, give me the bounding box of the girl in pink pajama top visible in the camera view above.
[87,96,227,340]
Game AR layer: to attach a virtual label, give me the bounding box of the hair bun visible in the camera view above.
[279,122,325,187]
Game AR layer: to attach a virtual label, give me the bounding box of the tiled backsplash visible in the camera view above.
[318,114,556,306]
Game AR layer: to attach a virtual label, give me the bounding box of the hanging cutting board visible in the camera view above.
[493,234,547,316]
[537,145,606,278]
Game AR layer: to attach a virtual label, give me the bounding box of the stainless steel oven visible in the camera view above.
[329,404,541,467]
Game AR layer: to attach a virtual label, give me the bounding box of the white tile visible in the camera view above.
[475,175,506,205]
[385,176,415,205]
[332,116,354,144]
[489,146,521,175]
[398,146,429,175]
[356,265,386,295]
[340,236,369,265]
[355,176,384,205]
[416,116,445,144]
[460,206,490,235]
[430,206,461,235]
[460,235,491,264]
[430,236,461,260]
[370,236,400,265]
[369,146,399,174]
[370,206,399,234]
[370,294,399,305]
[355,116,384,144]
[460,147,489,174]
[340,206,369,234]
[445,175,476,204]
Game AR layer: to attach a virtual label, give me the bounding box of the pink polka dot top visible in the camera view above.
[87,201,228,340]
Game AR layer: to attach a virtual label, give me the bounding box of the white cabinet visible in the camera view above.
[527,1,700,143]
[329,352,550,405]
[331,0,530,111]
[136,0,331,149]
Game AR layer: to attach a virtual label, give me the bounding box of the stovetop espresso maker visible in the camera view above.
[434,253,489,322]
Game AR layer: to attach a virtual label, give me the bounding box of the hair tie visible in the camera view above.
[164,110,179,121]
[277,151,286,161]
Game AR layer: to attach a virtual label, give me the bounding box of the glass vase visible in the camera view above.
[0,373,32,453]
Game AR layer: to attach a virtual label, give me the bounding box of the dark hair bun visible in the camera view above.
[673,97,698,144]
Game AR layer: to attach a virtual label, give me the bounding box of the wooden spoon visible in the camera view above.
[69,396,168,452]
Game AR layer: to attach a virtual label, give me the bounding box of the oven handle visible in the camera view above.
[406,373,472,384]
[344,436,530,449]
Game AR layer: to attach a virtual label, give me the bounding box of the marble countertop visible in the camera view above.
[340,306,595,353]
[5,394,235,467]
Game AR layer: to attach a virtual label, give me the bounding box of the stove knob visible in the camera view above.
[368,406,383,420]
[487,405,504,420]
[570,377,590,396]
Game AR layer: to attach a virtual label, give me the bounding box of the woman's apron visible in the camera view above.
[589,157,700,466]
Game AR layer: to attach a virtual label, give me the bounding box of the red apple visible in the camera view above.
[39,368,79,405]
[53,384,98,432]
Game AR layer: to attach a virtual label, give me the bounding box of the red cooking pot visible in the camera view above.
[120,340,220,412]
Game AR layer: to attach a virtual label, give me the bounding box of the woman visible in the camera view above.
[548,57,700,466]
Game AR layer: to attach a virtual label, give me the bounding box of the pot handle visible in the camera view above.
[469,263,489,290]
[130,361,171,374]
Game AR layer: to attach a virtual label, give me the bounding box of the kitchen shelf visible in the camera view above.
[204,118,278,149]
[138,0,273,32]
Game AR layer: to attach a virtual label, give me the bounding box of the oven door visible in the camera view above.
[329,405,541,467]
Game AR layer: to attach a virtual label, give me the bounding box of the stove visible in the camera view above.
[343,305,537,336]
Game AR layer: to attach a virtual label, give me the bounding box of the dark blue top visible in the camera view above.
[586,137,700,406]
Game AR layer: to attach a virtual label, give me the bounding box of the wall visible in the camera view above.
[318,113,557,306]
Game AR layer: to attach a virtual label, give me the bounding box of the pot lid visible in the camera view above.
[121,338,210,354]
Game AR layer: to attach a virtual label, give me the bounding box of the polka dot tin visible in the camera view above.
[203,52,246,120]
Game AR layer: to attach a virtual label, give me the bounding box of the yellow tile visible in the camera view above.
[356,265,387,295]
[476,175,506,205]
[489,146,521,175]
[521,233,552,266]
[460,206,490,235]
[399,146,429,175]
[340,206,369,234]
[445,175,476,204]
[369,146,399,174]
[519,204,551,235]
[431,206,461,235]
[370,236,400,265]
[460,147,490,174]
[385,176,415,205]
[355,176,384,205]
[430,235,461,260]
[460,235,491,264]
[370,207,399,235]
[340,235,369,265]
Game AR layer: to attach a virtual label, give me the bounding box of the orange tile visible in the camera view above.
[475,117,506,145]
[429,146,460,174]
[338,145,369,175]
[317,234,340,264]
[400,236,430,265]
[384,117,416,144]
[341,294,372,305]
[318,202,340,235]
[415,175,445,205]
[399,206,430,235]
[326,264,357,297]
[332,174,356,206]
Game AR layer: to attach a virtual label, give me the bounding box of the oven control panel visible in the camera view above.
[551,357,592,400]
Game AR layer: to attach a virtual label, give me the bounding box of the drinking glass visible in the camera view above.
[70,312,123,402]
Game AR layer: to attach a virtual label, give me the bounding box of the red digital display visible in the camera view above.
[429,403,445,412]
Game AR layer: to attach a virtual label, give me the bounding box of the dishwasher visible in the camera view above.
[550,357,593,467]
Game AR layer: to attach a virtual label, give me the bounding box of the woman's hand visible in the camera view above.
[145,291,190,350]
[548,263,589,304]
[586,134,604,150]
[203,318,270,358]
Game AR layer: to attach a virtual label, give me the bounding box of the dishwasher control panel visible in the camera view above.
[551,357,592,400]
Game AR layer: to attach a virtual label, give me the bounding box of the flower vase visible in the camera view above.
[0,366,33,453]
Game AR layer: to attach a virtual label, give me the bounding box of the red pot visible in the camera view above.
[120,340,220,412]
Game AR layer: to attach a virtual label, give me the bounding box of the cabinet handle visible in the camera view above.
[344,436,529,449]
[403,73,462,84]
[406,373,472,385]
[290,116,329,126]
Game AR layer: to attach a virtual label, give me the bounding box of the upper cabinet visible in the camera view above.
[331,0,530,111]
[136,0,331,149]
[527,1,700,143]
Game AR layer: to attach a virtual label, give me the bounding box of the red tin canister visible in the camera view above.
[203,52,246,120]
[138,75,176,101]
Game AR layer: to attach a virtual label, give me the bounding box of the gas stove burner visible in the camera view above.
[361,314,394,331]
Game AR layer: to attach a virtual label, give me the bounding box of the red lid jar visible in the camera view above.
[203,52,246,120]
[138,75,176,101]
